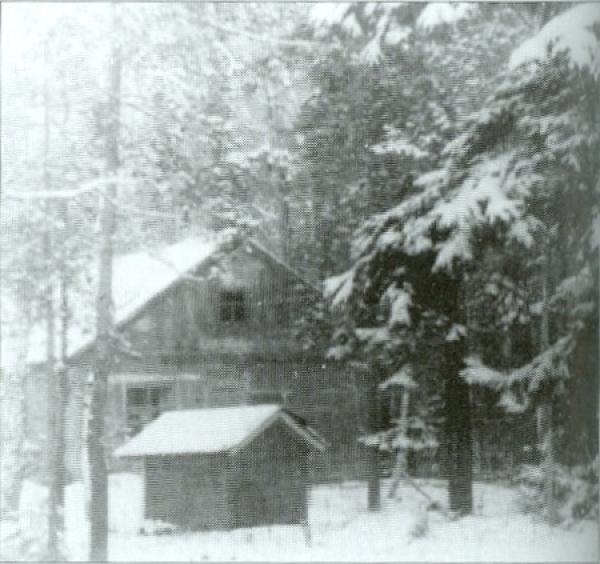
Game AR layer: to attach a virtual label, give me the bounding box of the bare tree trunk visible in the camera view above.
[55,198,70,518]
[42,51,62,560]
[89,7,121,559]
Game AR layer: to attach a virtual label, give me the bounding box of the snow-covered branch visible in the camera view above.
[200,17,328,51]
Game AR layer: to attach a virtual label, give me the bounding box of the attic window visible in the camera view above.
[220,289,246,322]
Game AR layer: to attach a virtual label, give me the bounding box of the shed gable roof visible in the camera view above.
[114,404,326,458]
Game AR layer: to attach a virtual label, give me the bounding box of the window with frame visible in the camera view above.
[126,385,171,435]
[219,289,246,322]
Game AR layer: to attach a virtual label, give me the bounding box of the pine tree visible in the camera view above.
[305,2,535,515]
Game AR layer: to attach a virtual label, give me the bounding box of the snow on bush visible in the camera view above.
[379,365,417,391]
[461,355,506,388]
[386,287,412,327]
[409,505,430,539]
[140,520,179,536]
[324,270,354,309]
[416,3,477,30]
[516,459,599,524]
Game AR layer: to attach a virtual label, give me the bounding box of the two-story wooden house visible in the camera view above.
[21,233,369,483]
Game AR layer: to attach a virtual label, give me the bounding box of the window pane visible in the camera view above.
[126,386,171,435]
[150,388,162,406]
[220,290,246,322]
[127,388,146,407]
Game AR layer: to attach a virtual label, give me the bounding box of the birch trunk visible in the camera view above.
[43,52,61,559]
[88,6,121,559]
[55,199,70,515]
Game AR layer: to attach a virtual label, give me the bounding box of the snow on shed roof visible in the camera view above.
[114,404,326,458]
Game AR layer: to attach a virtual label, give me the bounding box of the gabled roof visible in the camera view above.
[2,236,219,368]
[114,404,326,458]
[2,233,318,369]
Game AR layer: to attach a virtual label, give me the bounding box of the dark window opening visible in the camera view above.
[127,388,146,407]
[126,385,170,435]
[220,289,246,322]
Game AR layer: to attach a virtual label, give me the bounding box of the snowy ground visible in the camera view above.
[49,473,598,562]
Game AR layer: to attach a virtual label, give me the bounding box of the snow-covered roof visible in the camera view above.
[112,236,219,327]
[2,233,317,369]
[2,236,219,368]
[114,404,326,458]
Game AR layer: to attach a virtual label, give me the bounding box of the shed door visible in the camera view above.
[233,481,267,528]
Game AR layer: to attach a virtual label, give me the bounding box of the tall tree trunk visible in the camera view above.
[89,7,121,560]
[46,269,61,560]
[444,335,473,515]
[444,278,473,515]
[43,52,62,560]
[388,388,411,498]
[366,367,381,511]
[538,246,557,523]
[56,199,70,513]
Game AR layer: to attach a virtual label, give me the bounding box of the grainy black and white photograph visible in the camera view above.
[1,1,599,561]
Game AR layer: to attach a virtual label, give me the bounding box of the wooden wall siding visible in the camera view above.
[145,454,229,530]
[107,360,366,440]
[142,425,309,531]
[229,420,309,527]
[144,456,180,524]
[122,247,308,361]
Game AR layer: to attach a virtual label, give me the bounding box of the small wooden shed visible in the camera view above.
[114,404,326,531]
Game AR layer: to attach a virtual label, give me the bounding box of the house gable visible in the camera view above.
[114,240,316,366]
[43,235,319,371]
